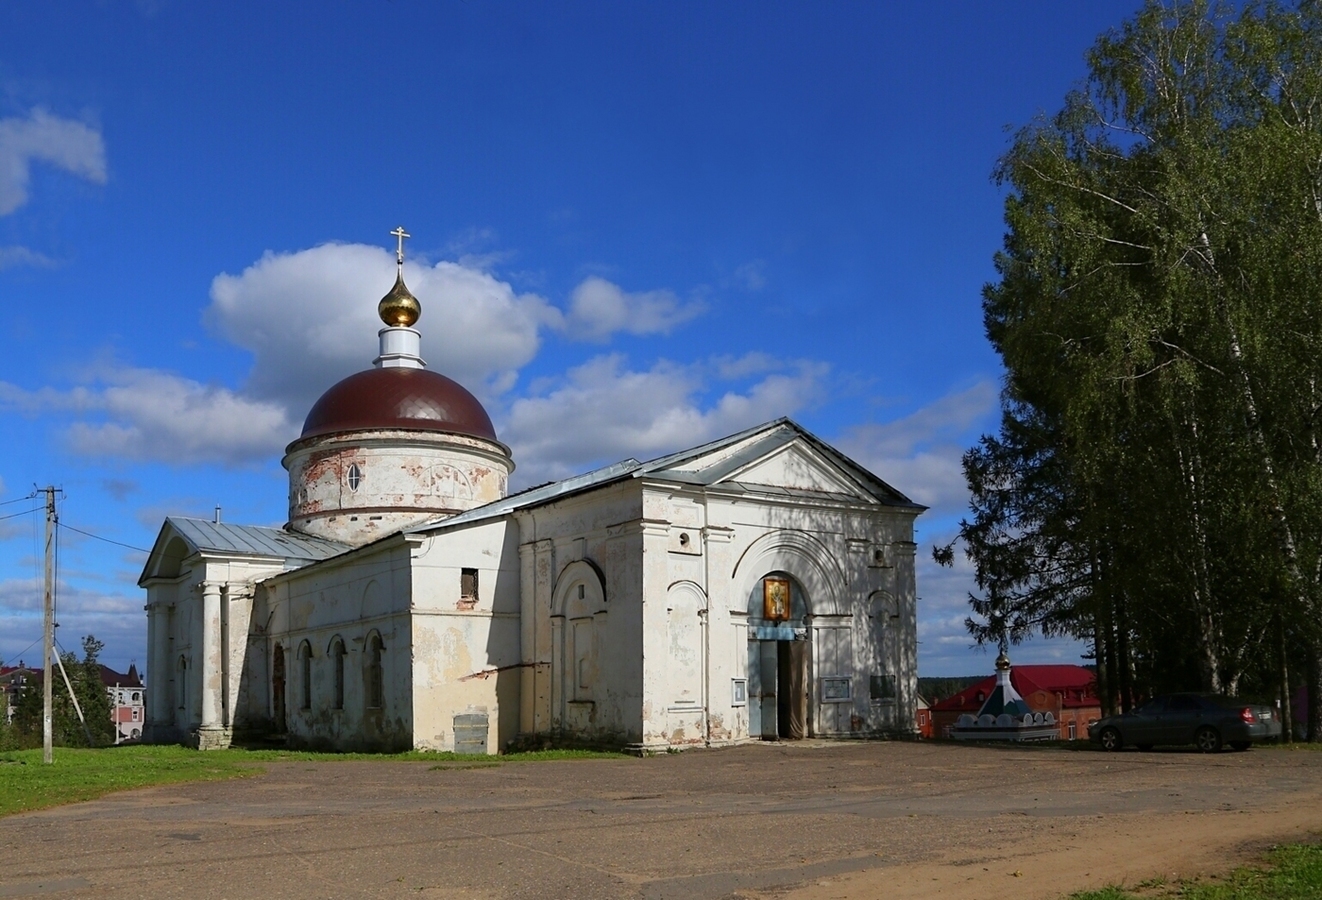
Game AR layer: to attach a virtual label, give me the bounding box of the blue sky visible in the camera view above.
[0,1,1143,676]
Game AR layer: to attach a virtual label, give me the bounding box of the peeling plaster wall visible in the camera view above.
[409,519,522,753]
[516,481,645,747]
[144,433,920,755]
[507,470,920,752]
[712,489,920,741]
[284,429,512,547]
[262,540,416,751]
[628,480,921,750]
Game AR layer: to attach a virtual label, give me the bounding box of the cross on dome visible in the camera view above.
[390,226,411,269]
[378,225,421,328]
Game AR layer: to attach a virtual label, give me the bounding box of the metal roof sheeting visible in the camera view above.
[408,418,923,538]
[164,517,350,561]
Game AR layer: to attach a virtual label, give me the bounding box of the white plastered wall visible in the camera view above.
[635,481,920,751]
[515,481,645,747]
[409,519,522,753]
[259,539,415,751]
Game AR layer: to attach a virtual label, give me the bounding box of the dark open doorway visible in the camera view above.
[272,643,287,734]
[758,639,808,740]
[777,640,808,739]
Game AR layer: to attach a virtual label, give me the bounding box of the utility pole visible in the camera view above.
[42,486,55,765]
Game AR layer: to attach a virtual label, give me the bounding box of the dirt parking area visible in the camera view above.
[0,741,1319,899]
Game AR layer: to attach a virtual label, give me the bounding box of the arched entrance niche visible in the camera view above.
[550,559,607,735]
[745,571,809,739]
[867,591,899,704]
[732,531,850,740]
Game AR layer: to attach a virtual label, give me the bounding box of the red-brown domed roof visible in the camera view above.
[300,367,497,442]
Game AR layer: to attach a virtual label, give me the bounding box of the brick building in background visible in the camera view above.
[0,663,39,723]
[1,662,145,743]
[102,664,146,743]
[930,664,1100,741]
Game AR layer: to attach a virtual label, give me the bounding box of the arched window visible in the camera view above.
[329,636,346,710]
[298,641,313,710]
[365,633,384,709]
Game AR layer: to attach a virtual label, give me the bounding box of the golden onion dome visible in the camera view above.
[378,272,422,327]
[995,650,1011,671]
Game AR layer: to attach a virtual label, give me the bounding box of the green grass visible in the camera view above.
[1071,842,1322,899]
[0,745,629,818]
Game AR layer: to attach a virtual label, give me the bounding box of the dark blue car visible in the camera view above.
[1089,693,1280,752]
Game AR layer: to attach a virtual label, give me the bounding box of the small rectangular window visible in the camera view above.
[461,568,479,601]
[870,674,896,701]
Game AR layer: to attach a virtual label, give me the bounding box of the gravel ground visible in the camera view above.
[0,740,1319,899]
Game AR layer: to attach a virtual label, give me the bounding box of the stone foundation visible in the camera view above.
[195,726,233,751]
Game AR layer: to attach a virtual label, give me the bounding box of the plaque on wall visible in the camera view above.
[763,576,791,622]
[821,677,852,703]
[731,678,747,706]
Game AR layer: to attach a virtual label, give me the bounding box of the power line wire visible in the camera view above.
[0,494,38,506]
[58,522,150,554]
[4,634,44,668]
[0,506,42,522]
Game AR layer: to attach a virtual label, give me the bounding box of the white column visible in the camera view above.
[144,602,160,734]
[703,526,736,744]
[517,539,537,735]
[638,519,672,749]
[532,538,555,734]
[199,581,224,745]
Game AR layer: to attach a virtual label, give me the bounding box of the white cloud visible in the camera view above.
[560,276,705,342]
[0,578,144,672]
[0,108,106,216]
[0,366,296,466]
[713,352,780,380]
[835,380,998,517]
[503,354,828,484]
[3,239,800,481]
[732,260,767,292]
[207,243,557,416]
[0,245,57,269]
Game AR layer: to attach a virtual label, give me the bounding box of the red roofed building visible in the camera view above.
[0,663,39,724]
[930,663,1100,741]
[99,664,146,744]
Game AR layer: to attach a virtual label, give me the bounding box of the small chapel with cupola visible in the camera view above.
[139,229,925,753]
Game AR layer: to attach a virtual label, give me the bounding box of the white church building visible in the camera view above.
[139,234,924,753]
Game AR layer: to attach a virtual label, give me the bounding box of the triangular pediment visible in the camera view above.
[638,419,923,509]
[719,442,869,497]
[138,517,350,586]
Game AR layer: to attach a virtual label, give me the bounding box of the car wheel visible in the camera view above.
[1099,727,1122,752]
[1229,741,1251,752]
[1136,744,1154,752]
[1195,726,1222,753]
